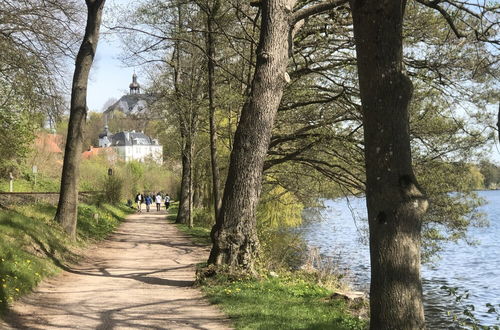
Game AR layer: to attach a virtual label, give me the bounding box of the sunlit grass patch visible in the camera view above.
[168,204,212,245]
[200,271,366,330]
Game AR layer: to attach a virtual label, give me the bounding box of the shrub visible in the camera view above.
[193,208,215,228]
[101,175,123,204]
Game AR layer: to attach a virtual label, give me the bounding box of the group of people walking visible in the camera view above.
[134,192,171,212]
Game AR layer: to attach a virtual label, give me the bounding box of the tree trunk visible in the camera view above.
[55,0,105,237]
[176,134,191,224]
[497,102,499,144]
[350,0,428,328]
[208,0,295,271]
[206,2,222,220]
[188,132,194,228]
[173,0,190,225]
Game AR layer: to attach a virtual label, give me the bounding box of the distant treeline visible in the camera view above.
[478,160,500,189]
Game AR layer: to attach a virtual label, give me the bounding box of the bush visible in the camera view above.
[102,175,123,204]
[258,229,308,271]
[193,208,215,228]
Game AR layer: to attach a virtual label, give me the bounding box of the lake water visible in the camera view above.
[299,190,500,328]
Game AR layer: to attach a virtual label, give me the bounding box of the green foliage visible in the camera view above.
[0,204,67,312]
[0,202,132,313]
[192,207,215,229]
[174,223,212,245]
[0,174,59,193]
[76,203,130,241]
[0,83,38,176]
[258,229,308,271]
[416,161,487,261]
[199,267,366,330]
[79,157,178,204]
[170,203,213,244]
[119,0,497,271]
[79,156,110,191]
[256,183,309,270]
[102,175,124,204]
[479,161,500,189]
[257,184,304,229]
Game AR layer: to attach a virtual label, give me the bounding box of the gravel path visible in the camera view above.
[1,211,232,330]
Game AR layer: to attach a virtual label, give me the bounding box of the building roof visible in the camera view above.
[109,131,159,147]
[129,72,141,93]
[104,94,156,116]
[35,132,62,153]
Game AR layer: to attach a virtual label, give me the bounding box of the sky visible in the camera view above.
[87,0,138,112]
[87,37,135,112]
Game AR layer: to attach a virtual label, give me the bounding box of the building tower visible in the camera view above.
[129,72,141,94]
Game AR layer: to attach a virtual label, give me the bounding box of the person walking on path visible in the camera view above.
[155,193,162,211]
[144,194,153,212]
[164,194,171,210]
[135,193,143,212]
[0,211,232,330]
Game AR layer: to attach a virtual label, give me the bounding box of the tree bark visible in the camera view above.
[188,130,194,228]
[173,0,190,225]
[208,0,295,271]
[176,133,191,224]
[497,102,499,144]
[350,0,428,328]
[55,0,105,237]
[206,1,222,220]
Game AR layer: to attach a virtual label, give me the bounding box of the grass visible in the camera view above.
[167,204,212,245]
[169,206,367,330]
[200,272,366,330]
[0,177,59,193]
[0,202,133,313]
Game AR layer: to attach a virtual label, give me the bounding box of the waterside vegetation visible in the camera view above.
[171,207,368,330]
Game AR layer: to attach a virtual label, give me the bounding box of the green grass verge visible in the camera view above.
[0,202,133,313]
[167,204,212,245]
[170,206,366,329]
[200,272,366,330]
[0,177,59,192]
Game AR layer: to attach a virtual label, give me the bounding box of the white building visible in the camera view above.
[98,127,163,164]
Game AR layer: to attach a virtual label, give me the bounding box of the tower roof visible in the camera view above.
[129,72,140,94]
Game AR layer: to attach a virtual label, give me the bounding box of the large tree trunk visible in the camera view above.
[350,0,428,328]
[206,1,222,220]
[55,0,105,237]
[208,0,294,271]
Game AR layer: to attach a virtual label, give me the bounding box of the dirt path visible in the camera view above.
[1,211,232,330]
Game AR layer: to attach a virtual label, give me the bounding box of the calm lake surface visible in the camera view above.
[299,190,500,328]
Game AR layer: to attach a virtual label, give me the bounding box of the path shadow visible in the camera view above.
[4,297,228,330]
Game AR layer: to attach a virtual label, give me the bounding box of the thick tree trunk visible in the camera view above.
[206,3,222,220]
[55,0,105,237]
[208,0,294,271]
[350,0,428,328]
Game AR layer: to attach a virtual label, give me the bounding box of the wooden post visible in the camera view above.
[9,172,13,192]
